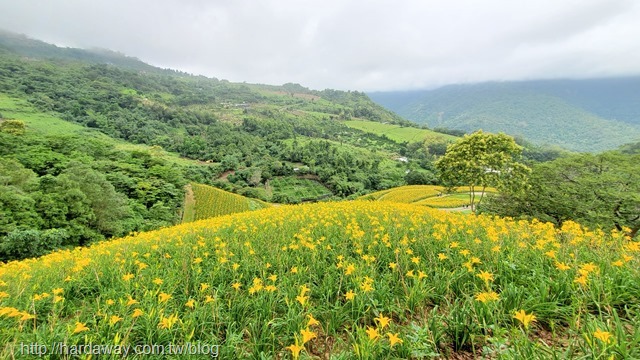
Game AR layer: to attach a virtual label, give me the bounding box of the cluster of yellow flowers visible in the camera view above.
[287,314,321,359]
[0,306,36,321]
[377,186,444,203]
[0,200,637,357]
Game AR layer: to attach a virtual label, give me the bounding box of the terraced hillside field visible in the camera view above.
[183,183,270,222]
[360,185,497,209]
[1,201,638,359]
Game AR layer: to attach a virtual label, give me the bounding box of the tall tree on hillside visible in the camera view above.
[435,131,530,212]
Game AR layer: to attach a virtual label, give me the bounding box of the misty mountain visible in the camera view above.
[369,78,640,152]
[0,29,163,73]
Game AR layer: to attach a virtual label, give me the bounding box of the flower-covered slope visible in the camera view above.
[1,201,639,358]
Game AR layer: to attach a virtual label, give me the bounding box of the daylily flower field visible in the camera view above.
[1,201,639,359]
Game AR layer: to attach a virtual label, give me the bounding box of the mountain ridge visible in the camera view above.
[369,77,640,152]
[0,28,166,74]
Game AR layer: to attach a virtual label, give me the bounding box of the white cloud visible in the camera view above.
[1,0,639,91]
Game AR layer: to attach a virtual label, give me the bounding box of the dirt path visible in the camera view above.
[181,184,196,223]
[264,179,273,198]
[424,191,489,212]
[439,207,469,212]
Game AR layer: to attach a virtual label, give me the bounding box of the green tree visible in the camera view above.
[0,119,26,135]
[405,169,437,185]
[435,131,529,212]
[0,229,68,262]
[0,186,42,236]
[0,159,41,236]
[61,163,132,237]
[0,157,38,189]
[482,152,640,238]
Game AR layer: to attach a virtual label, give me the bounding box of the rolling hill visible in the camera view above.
[369,78,640,152]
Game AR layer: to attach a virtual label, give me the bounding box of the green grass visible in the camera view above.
[270,177,332,200]
[0,94,90,135]
[181,184,197,223]
[344,119,458,144]
[112,142,198,167]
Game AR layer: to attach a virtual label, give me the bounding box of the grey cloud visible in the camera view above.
[1,0,639,91]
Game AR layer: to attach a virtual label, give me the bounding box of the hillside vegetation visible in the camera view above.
[183,183,270,222]
[0,111,195,262]
[370,79,640,152]
[1,201,639,358]
[0,93,196,166]
[0,33,424,203]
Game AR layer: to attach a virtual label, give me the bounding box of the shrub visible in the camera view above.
[0,228,67,261]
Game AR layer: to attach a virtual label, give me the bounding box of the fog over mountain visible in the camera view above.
[2,0,640,91]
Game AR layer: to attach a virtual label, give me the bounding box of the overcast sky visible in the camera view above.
[1,0,639,91]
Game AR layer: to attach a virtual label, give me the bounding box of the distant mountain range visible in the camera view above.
[369,78,640,152]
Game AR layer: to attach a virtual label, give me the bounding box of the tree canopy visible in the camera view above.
[435,131,529,212]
